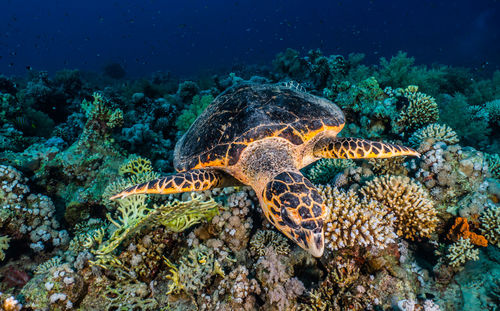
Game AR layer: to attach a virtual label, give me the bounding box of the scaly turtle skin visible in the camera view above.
[111,83,418,257]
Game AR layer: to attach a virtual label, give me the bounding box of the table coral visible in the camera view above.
[319,184,397,250]
[360,175,438,240]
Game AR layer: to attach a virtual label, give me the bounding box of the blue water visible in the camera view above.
[1,0,499,77]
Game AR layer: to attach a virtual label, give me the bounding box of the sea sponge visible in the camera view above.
[446,237,479,267]
[360,175,438,240]
[397,85,439,131]
[409,123,459,148]
[447,217,488,247]
[318,184,396,250]
[480,205,500,247]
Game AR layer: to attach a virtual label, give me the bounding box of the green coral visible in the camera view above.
[438,93,491,148]
[176,94,214,132]
[485,153,500,179]
[306,158,355,184]
[0,235,10,261]
[85,193,220,270]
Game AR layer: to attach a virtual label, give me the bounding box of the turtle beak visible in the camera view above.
[291,228,325,257]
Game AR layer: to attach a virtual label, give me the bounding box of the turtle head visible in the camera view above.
[260,171,327,257]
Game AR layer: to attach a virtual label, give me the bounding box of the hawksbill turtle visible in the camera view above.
[111,83,418,257]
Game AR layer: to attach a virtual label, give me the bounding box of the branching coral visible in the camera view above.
[409,123,459,148]
[360,175,438,240]
[79,92,123,148]
[318,185,396,250]
[480,205,500,247]
[118,155,153,176]
[446,237,479,267]
[396,85,439,131]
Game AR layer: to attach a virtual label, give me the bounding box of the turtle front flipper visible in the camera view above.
[260,171,327,257]
[313,137,419,159]
[110,169,239,200]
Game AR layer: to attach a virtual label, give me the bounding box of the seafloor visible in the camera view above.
[0,49,499,311]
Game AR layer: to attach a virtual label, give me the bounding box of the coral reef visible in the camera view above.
[0,48,498,310]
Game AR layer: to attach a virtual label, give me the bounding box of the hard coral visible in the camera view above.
[480,205,500,247]
[319,185,396,250]
[446,237,479,267]
[360,175,438,240]
[447,217,488,247]
[396,85,439,131]
[409,123,459,149]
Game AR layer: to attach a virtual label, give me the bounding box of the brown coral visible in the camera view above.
[360,175,438,240]
[319,185,397,250]
[447,217,488,247]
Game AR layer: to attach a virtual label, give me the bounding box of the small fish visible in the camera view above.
[26,65,32,70]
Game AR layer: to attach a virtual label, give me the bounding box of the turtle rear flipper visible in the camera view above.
[261,171,327,257]
[110,169,240,200]
[313,137,419,159]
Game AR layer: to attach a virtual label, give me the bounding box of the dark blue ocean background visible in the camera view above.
[1,0,499,77]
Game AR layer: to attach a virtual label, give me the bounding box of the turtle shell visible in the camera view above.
[174,83,345,172]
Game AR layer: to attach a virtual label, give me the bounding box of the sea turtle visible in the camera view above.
[111,83,418,257]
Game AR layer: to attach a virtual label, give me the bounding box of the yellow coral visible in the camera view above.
[397,85,439,131]
[87,193,220,270]
[360,175,438,240]
[119,156,153,176]
[319,185,396,250]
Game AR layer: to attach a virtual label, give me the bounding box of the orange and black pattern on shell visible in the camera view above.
[315,137,418,159]
[175,84,345,171]
[262,171,326,250]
